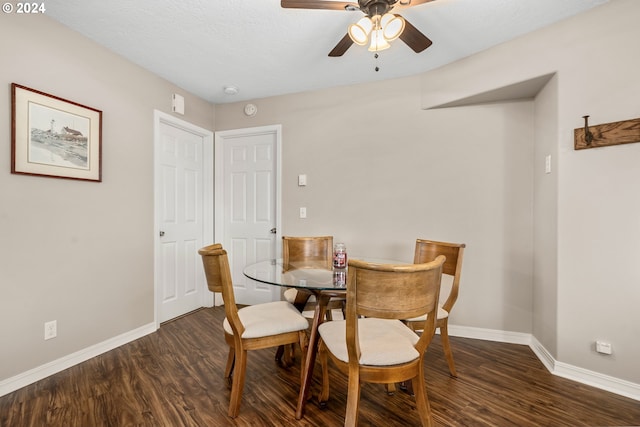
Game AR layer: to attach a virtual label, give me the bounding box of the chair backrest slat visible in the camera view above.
[198,244,243,336]
[199,243,224,293]
[282,236,333,271]
[346,256,445,358]
[348,258,445,321]
[413,239,464,276]
[413,239,465,313]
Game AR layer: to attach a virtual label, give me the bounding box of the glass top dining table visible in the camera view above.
[243,257,405,419]
[243,259,349,292]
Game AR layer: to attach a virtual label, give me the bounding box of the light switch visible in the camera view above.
[299,207,307,218]
[298,174,307,186]
[545,155,551,174]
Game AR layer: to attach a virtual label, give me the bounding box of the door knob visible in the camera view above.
[270,227,277,234]
[159,231,165,237]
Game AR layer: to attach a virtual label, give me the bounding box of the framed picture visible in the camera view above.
[11,83,102,182]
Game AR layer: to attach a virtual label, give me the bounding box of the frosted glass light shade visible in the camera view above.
[348,17,373,46]
[368,29,390,52]
[381,13,405,41]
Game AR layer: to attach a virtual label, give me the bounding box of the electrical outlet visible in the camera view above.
[44,320,57,340]
[299,207,307,218]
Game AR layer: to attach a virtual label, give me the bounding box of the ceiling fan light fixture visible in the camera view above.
[368,29,390,52]
[348,17,373,46]
[381,13,405,41]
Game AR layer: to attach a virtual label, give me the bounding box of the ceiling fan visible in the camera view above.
[280,0,435,57]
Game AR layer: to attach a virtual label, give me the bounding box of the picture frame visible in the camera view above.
[11,83,102,182]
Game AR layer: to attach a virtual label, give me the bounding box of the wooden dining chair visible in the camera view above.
[405,239,466,377]
[198,244,309,418]
[279,235,343,362]
[282,235,343,319]
[317,256,445,427]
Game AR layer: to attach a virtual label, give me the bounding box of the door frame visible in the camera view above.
[153,110,214,327]
[214,124,283,305]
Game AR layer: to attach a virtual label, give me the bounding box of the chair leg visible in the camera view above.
[318,341,330,406]
[277,290,313,366]
[412,365,433,427]
[385,383,396,395]
[440,320,457,377]
[298,330,308,358]
[282,343,294,367]
[224,345,235,388]
[399,380,414,396]
[325,308,333,321]
[276,343,296,366]
[275,345,284,362]
[344,367,361,427]
[228,348,248,418]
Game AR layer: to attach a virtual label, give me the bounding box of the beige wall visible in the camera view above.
[554,0,639,383]
[215,0,640,387]
[0,14,214,380]
[419,0,640,385]
[215,77,536,334]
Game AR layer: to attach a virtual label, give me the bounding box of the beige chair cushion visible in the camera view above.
[318,318,420,366]
[406,305,449,322]
[223,301,309,338]
[283,288,317,303]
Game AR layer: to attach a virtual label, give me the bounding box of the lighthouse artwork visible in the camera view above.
[11,83,102,182]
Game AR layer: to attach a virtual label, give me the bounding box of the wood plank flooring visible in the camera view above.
[2,307,639,426]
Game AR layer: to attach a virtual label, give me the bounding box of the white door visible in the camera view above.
[154,111,214,324]
[215,125,281,305]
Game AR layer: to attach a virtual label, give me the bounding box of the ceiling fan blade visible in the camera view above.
[395,0,435,8]
[328,33,354,57]
[399,19,432,53]
[281,0,358,11]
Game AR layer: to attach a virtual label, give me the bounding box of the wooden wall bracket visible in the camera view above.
[574,116,640,150]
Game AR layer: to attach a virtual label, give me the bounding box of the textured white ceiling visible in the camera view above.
[44,0,608,104]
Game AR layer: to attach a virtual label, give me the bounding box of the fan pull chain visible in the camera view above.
[374,53,380,72]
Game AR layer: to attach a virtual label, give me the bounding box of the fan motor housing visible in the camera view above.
[359,0,397,16]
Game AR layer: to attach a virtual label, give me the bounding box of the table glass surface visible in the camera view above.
[243,259,344,291]
[243,257,405,291]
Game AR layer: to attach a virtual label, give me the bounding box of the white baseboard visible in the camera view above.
[447,324,532,345]
[529,335,555,372]
[552,361,640,401]
[449,325,640,402]
[0,322,156,398]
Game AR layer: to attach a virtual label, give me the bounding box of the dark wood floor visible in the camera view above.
[2,307,639,426]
